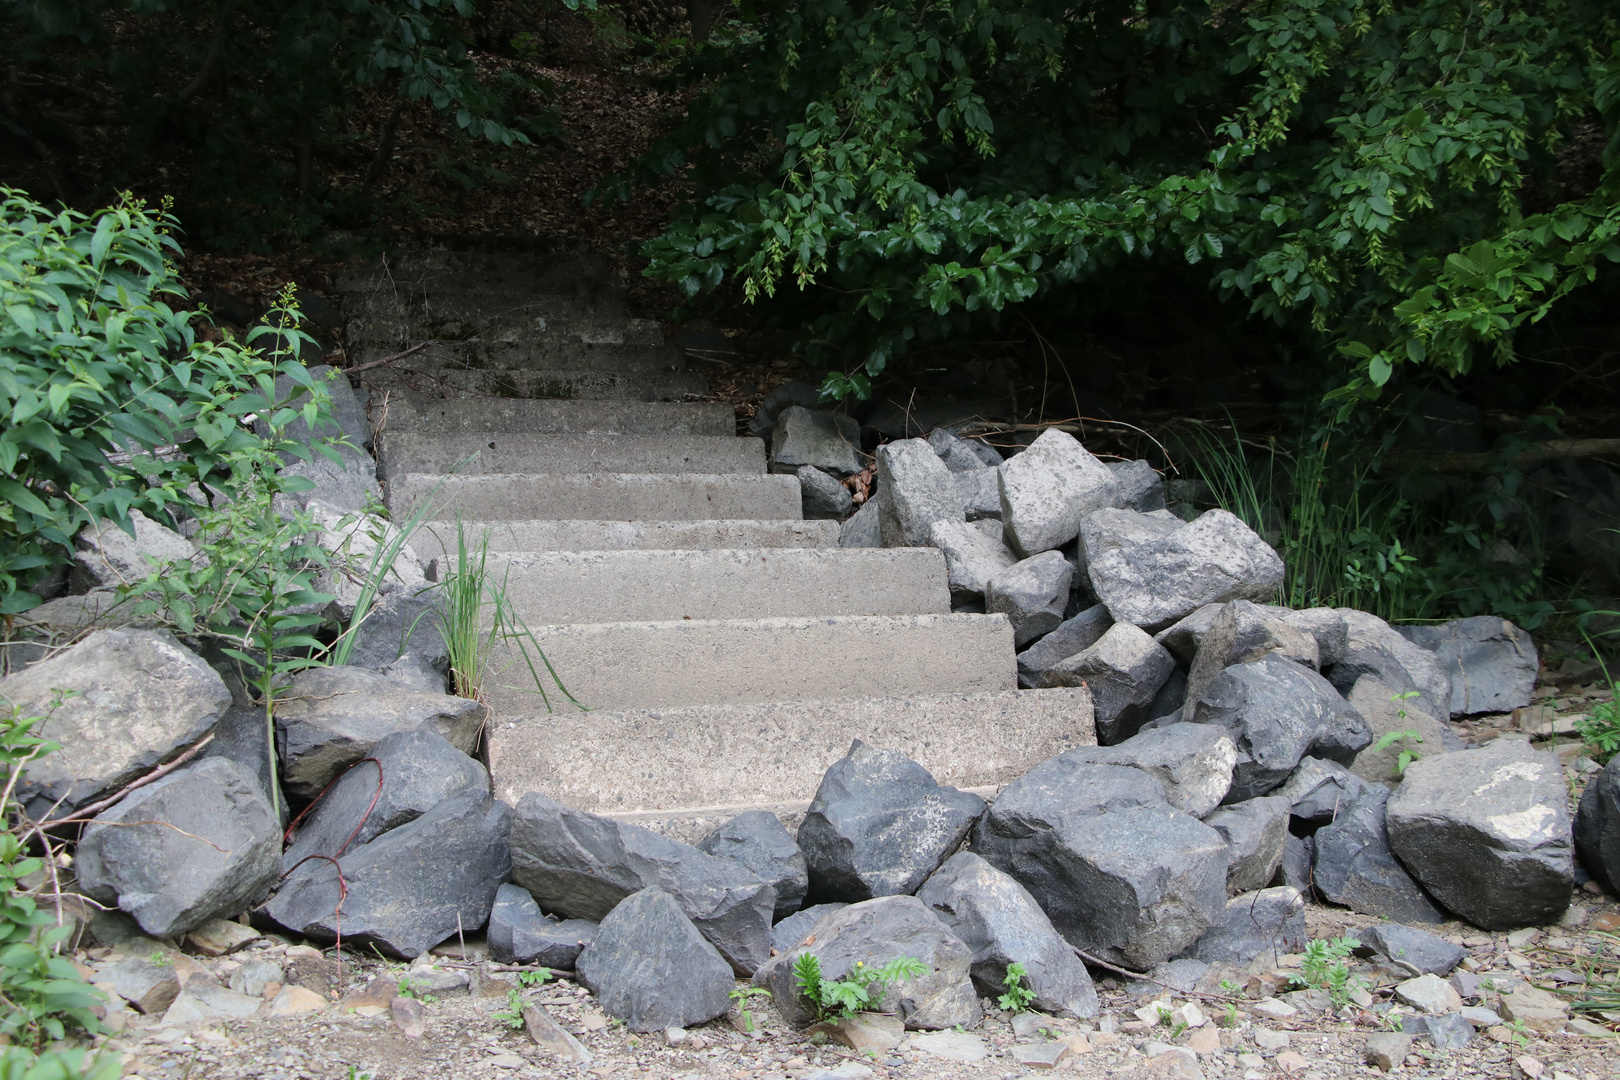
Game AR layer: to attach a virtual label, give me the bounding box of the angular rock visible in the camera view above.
[3,628,231,819]
[697,810,809,920]
[1312,781,1445,924]
[1204,797,1291,894]
[1186,886,1306,966]
[282,728,486,871]
[1081,509,1284,631]
[1498,986,1569,1033]
[487,883,598,967]
[1574,754,1620,895]
[1275,833,1313,895]
[999,429,1122,558]
[185,918,261,957]
[508,792,775,974]
[916,852,1099,1018]
[523,1003,594,1064]
[1386,739,1574,929]
[1272,608,1349,668]
[798,740,985,902]
[1145,667,1188,725]
[839,492,883,548]
[927,428,1000,472]
[262,792,511,958]
[1016,604,1112,689]
[1335,609,1453,723]
[102,955,182,1014]
[1060,723,1236,817]
[1187,655,1373,801]
[1107,460,1167,513]
[814,1011,905,1054]
[1361,924,1466,976]
[1038,623,1176,745]
[162,971,263,1025]
[1347,676,1453,789]
[798,465,854,519]
[772,407,862,475]
[930,519,1018,599]
[306,500,428,622]
[199,704,281,823]
[277,443,381,515]
[877,439,962,546]
[576,887,734,1033]
[1423,1012,1474,1049]
[339,583,450,694]
[953,468,1002,521]
[986,552,1074,647]
[972,758,1227,967]
[74,508,200,589]
[772,903,847,953]
[273,665,488,800]
[1364,1032,1412,1071]
[230,959,283,997]
[1183,600,1319,707]
[1399,617,1538,716]
[750,381,824,437]
[1275,757,1375,831]
[76,758,280,938]
[752,895,980,1030]
[1154,604,1225,665]
[1394,973,1461,1014]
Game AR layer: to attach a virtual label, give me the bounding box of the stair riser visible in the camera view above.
[380,399,735,437]
[388,472,802,522]
[410,520,839,561]
[355,367,710,402]
[346,313,661,347]
[378,433,765,479]
[348,341,683,375]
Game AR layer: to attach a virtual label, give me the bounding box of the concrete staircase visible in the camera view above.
[338,245,1092,838]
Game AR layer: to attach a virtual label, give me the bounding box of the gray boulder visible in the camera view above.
[277,444,381,515]
[1312,780,1445,924]
[1060,723,1237,818]
[771,903,847,953]
[927,428,1001,471]
[1398,617,1538,716]
[340,584,450,694]
[508,793,774,974]
[1275,833,1313,895]
[1574,754,1620,895]
[76,758,280,938]
[1081,509,1285,631]
[1186,886,1306,966]
[487,884,597,968]
[1336,609,1453,723]
[74,508,200,589]
[930,519,1018,599]
[999,429,1121,558]
[1347,676,1453,789]
[798,740,985,902]
[1016,604,1113,688]
[917,853,1098,1017]
[749,381,823,437]
[306,500,428,622]
[1107,460,1167,513]
[1361,924,1465,976]
[1204,797,1291,894]
[576,888,735,1033]
[797,465,854,519]
[1275,757,1376,831]
[752,896,980,1030]
[254,364,368,451]
[1154,603,1225,665]
[1188,654,1373,801]
[1145,668,1189,725]
[1386,739,1573,929]
[986,552,1074,647]
[273,665,487,800]
[1040,623,1178,744]
[953,468,1002,520]
[3,628,231,819]
[877,439,963,546]
[772,407,863,475]
[697,810,809,921]
[1183,600,1319,707]
[972,758,1227,967]
[1268,607,1349,667]
[839,493,883,548]
[261,791,511,958]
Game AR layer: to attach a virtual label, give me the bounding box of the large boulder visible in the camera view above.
[752,896,980,1030]
[971,757,1227,967]
[1346,676,1453,789]
[1574,755,1620,896]
[1311,778,1445,924]
[1398,617,1538,716]
[1016,604,1112,688]
[798,740,985,902]
[260,791,511,958]
[339,584,450,694]
[985,552,1074,647]
[1187,654,1373,801]
[930,519,1018,599]
[998,429,1121,558]
[954,469,1003,521]
[1153,603,1225,665]
[1334,609,1453,722]
[487,883,597,968]
[877,439,962,546]
[1060,723,1236,818]
[1269,607,1349,667]
[1204,796,1290,894]
[1107,460,1167,513]
[1386,739,1574,929]
[73,508,201,589]
[1182,600,1319,706]
[927,428,1002,471]
[1037,623,1176,745]
[76,758,280,938]
[1360,924,1465,976]
[916,853,1099,1018]
[772,407,863,475]
[3,629,231,819]
[839,493,883,547]
[1185,886,1306,966]
[273,666,487,800]
[1081,509,1284,631]
[507,793,774,974]
[771,902,848,953]
[798,465,855,519]
[576,888,735,1033]
[697,810,809,921]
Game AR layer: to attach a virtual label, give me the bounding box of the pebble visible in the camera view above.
[1251,998,1298,1019]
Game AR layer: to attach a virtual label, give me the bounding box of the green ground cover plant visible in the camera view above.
[792,953,929,1023]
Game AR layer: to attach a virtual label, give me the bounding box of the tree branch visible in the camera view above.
[176,0,237,104]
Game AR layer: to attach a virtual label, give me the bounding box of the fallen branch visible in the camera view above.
[1072,947,1245,1006]
[1381,438,1620,474]
[37,731,215,826]
[345,341,432,375]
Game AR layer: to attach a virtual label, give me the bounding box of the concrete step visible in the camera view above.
[475,548,949,624]
[481,612,1015,715]
[487,688,1094,830]
[349,340,685,375]
[389,472,802,522]
[380,398,735,437]
[346,312,662,348]
[410,519,839,561]
[336,252,619,300]
[353,366,709,401]
[378,432,765,478]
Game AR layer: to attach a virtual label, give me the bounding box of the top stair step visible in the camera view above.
[379,398,735,437]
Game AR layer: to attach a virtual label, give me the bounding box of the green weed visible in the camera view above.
[791,954,929,1023]
[996,961,1036,1014]
[1290,936,1363,1008]
[729,986,772,1032]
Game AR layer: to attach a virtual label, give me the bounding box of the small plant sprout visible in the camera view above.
[493,989,526,1030]
[1156,1005,1175,1028]
[997,962,1036,1014]
[729,987,772,1033]
[791,954,929,1022]
[1291,936,1364,1008]
[1372,716,1424,778]
[518,968,552,987]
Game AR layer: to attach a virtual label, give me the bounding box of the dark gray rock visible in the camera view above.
[1188,655,1373,801]
[772,903,847,953]
[1424,1013,1475,1049]
[1361,924,1466,976]
[798,740,985,902]
[986,552,1074,647]
[3,629,231,819]
[576,888,734,1032]
[1336,610,1454,724]
[930,518,1018,599]
[1038,623,1176,744]
[1275,833,1313,894]
[877,439,963,546]
[749,381,823,437]
[1574,754,1620,895]
[1016,604,1113,688]
[253,365,367,451]
[999,429,1122,558]
[797,465,854,519]
[340,584,450,694]
[1183,600,1319,707]
[260,791,511,959]
[201,704,282,823]
[306,500,428,622]
[277,444,380,515]
[839,492,883,548]
[1204,796,1291,894]
[1312,781,1445,924]
[752,896,980,1030]
[1275,757,1376,831]
[273,665,488,800]
[953,468,1003,521]
[76,758,281,938]
[487,883,597,968]
[927,428,998,472]
[1060,723,1236,817]
[1145,668,1188,725]
[508,792,775,974]
[917,852,1099,1018]
[1386,739,1573,929]
[1399,617,1538,716]
[772,407,863,475]
[281,729,486,872]
[1154,604,1225,666]
[972,758,1227,967]
[1270,607,1349,668]
[1185,886,1306,966]
[697,810,808,921]
[1107,460,1167,513]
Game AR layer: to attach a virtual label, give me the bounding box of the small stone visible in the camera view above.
[1012,1041,1071,1069]
[264,985,328,1018]
[1145,1045,1205,1079]
[1500,986,1570,1033]
[1251,998,1297,1019]
[391,994,425,1039]
[664,1026,688,1047]
[184,918,261,957]
[1364,1032,1412,1071]
[1424,1012,1475,1049]
[1010,1012,1048,1038]
[1394,974,1462,1014]
[1254,1029,1289,1050]
[1565,1016,1614,1037]
[909,1030,989,1061]
[812,1012,904,1054]
[487,1055,525,1069]
[1186,1027,1221,1055]
[1363,924,1467,976]
[1237,1053,1266,1069]
[161,973,262,1025]
[805,1064,874,1080]
[1459,1005,1501,1026]
[1515,1055,1545,1079]
[524,1004,593,1064]
[1274,1050,1308,1073]
[101,955,182,1015]
[1505,927,1542,949]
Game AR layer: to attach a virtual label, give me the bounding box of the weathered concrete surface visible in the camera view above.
[486,548,951,624]
[380,398,734,437]
[378,432,765,478]
[389,472,802,522]
[487,688,1092,816]
[410,520,839,561]
[352,339,685,375]
[482,613,1016,715]
[362,366,709,402]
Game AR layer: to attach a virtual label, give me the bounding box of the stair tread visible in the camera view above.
[379,398,735,437]
[378,432,765,478]
[410,519,839,558]
[389,471,802,522]
[354,366,709,401]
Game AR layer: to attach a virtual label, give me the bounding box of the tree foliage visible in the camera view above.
[629,0,1620,402]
